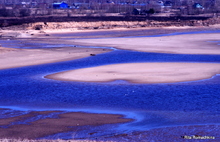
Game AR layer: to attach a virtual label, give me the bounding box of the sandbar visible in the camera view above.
[0,109,132,139]
[73,32,220,55]
[0,46,110,70]
[45,63,220,84]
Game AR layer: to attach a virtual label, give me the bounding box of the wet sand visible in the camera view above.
[0,108,132,139]
[1,108,219,141]
[105,124,219,141]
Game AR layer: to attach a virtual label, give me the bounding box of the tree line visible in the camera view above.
[0,0,219,17]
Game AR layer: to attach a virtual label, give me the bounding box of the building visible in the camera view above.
[53,1,68,9]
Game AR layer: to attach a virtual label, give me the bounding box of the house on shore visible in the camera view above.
[53,2,68,9]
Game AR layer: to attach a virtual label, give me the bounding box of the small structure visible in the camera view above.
[72,3,80,9]
[106,1,114,4]
[132,8,141,15]
[53,2,69,9]
[193,3,204,9]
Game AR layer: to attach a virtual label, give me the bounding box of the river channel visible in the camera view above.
[0,30,220,140]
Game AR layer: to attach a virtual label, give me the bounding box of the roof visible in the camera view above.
[53,2,68,5]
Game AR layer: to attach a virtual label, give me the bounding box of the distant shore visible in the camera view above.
[1,15,220,31]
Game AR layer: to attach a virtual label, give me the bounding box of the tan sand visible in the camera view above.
[0,46,110,70]
[73,33,220,55]
[45,63,220,84]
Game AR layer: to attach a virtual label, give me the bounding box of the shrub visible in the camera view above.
[34,25,43,30]
[148,8,155,14]
[19,8,31,17]
[0,8,14,17]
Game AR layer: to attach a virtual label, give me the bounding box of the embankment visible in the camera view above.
[1,15,220,31]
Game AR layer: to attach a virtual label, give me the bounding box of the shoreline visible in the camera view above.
[1,25,220,71]
[1,15,220,31]
[1,107,219,141]
[1,24,220,39]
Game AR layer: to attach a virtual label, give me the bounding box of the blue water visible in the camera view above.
[1,30,220,138]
